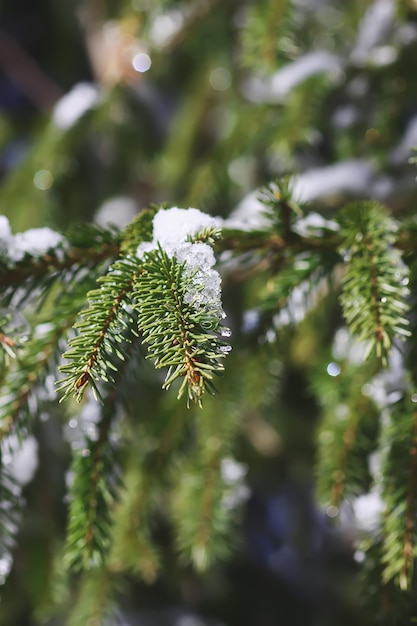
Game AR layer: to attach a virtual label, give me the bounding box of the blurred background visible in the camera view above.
[1,0,417,624]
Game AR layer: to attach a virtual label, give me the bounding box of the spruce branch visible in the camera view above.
[67,568,118,626]
[0,223,121,297]
[0,268,102,441]
[135,246,229,407]
[110,405,190,581]
[64,398,120,572]
[172,451,232,571]
[172,393,242,570]
[381,399,417,591]
[257,251,324,333]
[109,456,161,582]
[339,202,410,362]
[120,205,159,255]
[312,346,380,507]
[260,179,303,237]
[401,409,417,590]
[57,255,143,402]
[0,313,76,441]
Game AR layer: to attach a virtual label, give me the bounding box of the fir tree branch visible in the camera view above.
[110,406,189,581]
[194,453,223,569]
[172,394,242,570]
[339,202,410,362]
[0,223,121,293]
[381,398,417,591]
[0,270,100,440]
[401,408,417,590]
[0,314,76,441]
[58,255,143,402]
[67,568,118,626]
[64,394,120,572]
[172,451,229,571]
[135,246,229,407]
[312,350,380,507]
[109,457,160,582]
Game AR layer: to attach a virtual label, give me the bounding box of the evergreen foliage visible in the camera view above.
[2,0,417,624]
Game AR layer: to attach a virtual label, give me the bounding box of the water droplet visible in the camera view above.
[220,345,232,353]
[401,277,410,286]
[132,52,152,73]
[209,67,232,91]
[412,393,417,403]
[326,505,339,518]
[81,449,91,457]
[353,550,366,563]
[327,362,341,377]
[33,169,54,190]
[319,430,334,445]
[380,297,387,303]
[220,327,232,337]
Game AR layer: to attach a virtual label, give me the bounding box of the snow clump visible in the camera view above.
[0,216,67,264]
[137,207,225,320]
[11,228,67,262]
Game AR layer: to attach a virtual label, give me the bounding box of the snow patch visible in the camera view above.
[10,227,67,262]
[1,435,39,485]
[0,216,12,257]
[351,0,395,66]
[0,216,67,263]
[95,196,137,227]
[243,51,343,104]
[293,212,339,237]
[152,207,218,244]
[137,207,225,320]
[352,488,385,533]
[53,83,101,130]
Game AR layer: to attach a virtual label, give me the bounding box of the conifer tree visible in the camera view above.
[1,0,417,624]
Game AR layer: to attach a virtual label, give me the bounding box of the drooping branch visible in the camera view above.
[58,255,143,401]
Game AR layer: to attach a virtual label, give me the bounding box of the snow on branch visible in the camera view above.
[135,207,230,406]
